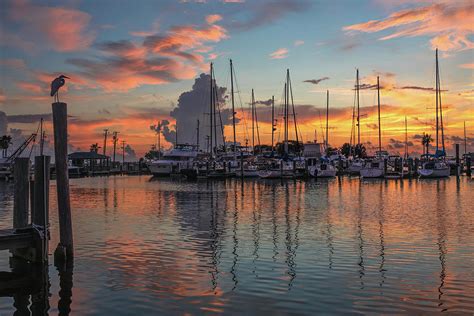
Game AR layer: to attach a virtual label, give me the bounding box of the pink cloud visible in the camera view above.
[344,2,474,52]
[459,63,474,69]
[294,40,304,46]
[206,14,223,24]
[7,0,95,52]
[269,48,288,59]
[16,81,43,94]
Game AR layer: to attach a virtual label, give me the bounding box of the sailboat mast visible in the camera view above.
[289,70,299,154]
[356,68,361,145]
[230,59,237,160]
[405,116,408,159]
[464,121,467,155]
[209,63,214,155]
[377,76,382,154]
[284,81,288,155]
[196,119,200,152]
[212,69,218,153]
[438,51,445,154]
[271,95,275,154]
[326,90,329,152]
[435,49,439,153]
[252,89,255,155]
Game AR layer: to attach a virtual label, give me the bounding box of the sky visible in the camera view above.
[0,0,473,159]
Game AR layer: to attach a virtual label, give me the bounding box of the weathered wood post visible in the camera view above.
[52,102,73,262]
[455,144,460,177]
[383,158,388,174]
[414,158,419,176]
[13,158,30,229]
[280,160,283,178]
[33,156,50,229]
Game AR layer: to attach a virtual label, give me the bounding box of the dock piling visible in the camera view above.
[13,158,30,229]
[52,102,73,263]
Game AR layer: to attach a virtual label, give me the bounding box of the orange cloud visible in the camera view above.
[16,81,43,94]
[459,63,474,69]
[8,0,95,52]
[65,17,227,91]
[269,48,288,59]
[206,14,223,24]
[344,2,474,52]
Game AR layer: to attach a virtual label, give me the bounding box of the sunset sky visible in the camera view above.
[0,0,473,158]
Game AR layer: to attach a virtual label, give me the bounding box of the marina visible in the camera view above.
[1,0,473,314]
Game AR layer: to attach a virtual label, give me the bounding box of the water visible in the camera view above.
[1,176,473,314]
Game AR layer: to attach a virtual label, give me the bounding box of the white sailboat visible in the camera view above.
[309,91,336,178]
[361,76,384,179]
[419,49,450,178]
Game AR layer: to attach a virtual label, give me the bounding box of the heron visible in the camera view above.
[50,75,70,103]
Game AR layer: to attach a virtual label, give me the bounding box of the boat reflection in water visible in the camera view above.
[0,176,473,314]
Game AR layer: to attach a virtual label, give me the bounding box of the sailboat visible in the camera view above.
[419,49,450,178]
[236,89,260,177]
[360,76,384,178]
[259,69,299,179]
[347,69,365,175]
[308,90,336,178]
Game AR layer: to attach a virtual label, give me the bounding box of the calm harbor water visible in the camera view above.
[1,176,473,314]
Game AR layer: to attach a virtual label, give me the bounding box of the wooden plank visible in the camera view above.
[0,229,34,251]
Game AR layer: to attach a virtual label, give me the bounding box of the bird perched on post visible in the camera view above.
[50,75,70,103]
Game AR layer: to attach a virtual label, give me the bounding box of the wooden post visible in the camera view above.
[455,144,460,177]
[52,102,73,262]
[33,156,50,229]
[383,159,388,174]
[280,160,283,178]
[13,158,30,229]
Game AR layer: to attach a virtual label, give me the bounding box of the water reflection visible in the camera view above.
[0,176,473,314]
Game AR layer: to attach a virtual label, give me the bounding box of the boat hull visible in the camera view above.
[418,167,450,178]
[360,168,384,178]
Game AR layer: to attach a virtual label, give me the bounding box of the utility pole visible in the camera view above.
[112,131,119,164]
[103,129,108,156]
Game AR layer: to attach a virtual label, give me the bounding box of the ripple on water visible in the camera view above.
[0,176,473,314]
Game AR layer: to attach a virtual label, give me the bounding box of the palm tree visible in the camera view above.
[0,135,12,158]
[90,143,100,153]
[421,133,433,156]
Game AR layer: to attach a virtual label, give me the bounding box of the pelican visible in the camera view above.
[50,75,70,103]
